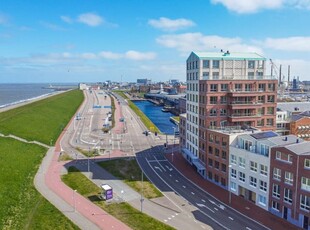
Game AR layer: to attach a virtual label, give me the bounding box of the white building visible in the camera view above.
[229,132,303,210]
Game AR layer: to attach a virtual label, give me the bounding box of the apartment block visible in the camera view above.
[269,142,310,229]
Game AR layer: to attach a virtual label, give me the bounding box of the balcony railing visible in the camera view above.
[230,101,262,105]
[229,113,262,118]
[200,75,277,81]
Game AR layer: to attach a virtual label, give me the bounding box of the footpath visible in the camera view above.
[165,152,299,230]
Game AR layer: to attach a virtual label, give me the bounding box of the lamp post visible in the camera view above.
[140,170,144,213]
[228,164,232,204]
[88,147,90,173]
[172,127,176,162]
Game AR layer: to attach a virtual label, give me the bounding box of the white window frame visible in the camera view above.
[284,188,293,204]
[300,194,310,211]
[250,176,257,187]
[239,157,246,168]
[260,164,268,176]
[231,168,237,179]
[250,161,257,172]
[305,159,310,169]
[273,168,281,181]
[301,177,310,192]
[272,184,280,198]
[272,201,280,211]
[258,195,266,206]
[231,155,237,165]
[284,171,293,185]
[230,181,236,191]
[239,172,245,182]
[260,180,267,192]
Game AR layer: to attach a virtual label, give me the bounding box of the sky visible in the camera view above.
[0,0,309,83]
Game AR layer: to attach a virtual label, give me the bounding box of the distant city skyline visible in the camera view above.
[0,0,309,83]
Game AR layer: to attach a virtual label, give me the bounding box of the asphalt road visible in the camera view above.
[136,150,270,230]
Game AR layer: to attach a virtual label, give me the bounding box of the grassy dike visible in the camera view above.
[0,90,83,229]
[62,167,174,230]
[113,90,160,133]
[0,90,84,145]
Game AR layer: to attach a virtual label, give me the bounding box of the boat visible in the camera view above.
[162,108,170,112]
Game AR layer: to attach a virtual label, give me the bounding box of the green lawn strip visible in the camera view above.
[97,158,162,199]
[62,166,173,230]
[114,92,160,133]
[0,137,78,230]
[172,116,180,122]
[75,147,101,157]
[0,90,83,145]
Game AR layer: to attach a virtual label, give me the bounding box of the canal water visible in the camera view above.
[133,100,177,135]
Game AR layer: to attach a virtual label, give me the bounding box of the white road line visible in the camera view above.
[201,225,206,229]
[246,227,252,230]
[171,215,175,218]
[214,207,218,211]
[228,217,234,221]
[183,185,186,188]
[169,174,172,177]
[164,219,167,222]
[201,199,206,203]
[175,180,179,182]
[191,192,195,195]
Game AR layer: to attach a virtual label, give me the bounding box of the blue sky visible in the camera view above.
[0,0,309,83]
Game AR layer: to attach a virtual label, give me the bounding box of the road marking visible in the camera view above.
[168,217,171,220]
[214,207,218,211]
[154,166,163,172]
[171,215,175,218]
[196,203,215,213]
[201,199,206,203]
[175,180,179,182]
[191,192,195,195]
[169,174,172,177]
[246,227,252,230]
[175,213,179,216]
[183,185,186,188]
[201,225,206,229]
[165,165,173,171]
[228,217,234,221]
[219,205,225,210]
[164,219,167,222]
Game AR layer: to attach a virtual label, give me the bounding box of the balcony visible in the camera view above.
[228,113,261,122]
[228,90,264,97]
[228,101,262,109]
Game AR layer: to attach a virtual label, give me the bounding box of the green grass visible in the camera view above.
[98,158,162,199]
[62,166,173,230]
[114,91,160,133]
[0,90,84,145]
[0,137,79,230]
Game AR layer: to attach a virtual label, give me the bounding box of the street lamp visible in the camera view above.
[88,147,90,174]
[172,127,177,162]
[140,170,144,213]
[228,164,232,204]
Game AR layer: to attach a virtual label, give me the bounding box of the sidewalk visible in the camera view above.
[165,151,299,230]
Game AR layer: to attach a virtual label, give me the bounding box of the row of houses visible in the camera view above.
[179,51,309,229]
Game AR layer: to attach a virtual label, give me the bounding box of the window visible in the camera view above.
[210,96,217,104]
[213,60,219,69]
[258,195,266,206]
[222,151,227,159]
[239,157,246,168]
[220,109,227,116]
[267,95,275,102]
[239,172,245,182]
[215,148,220,156]
[208,171,212,180]
[210,109,217,117]
[250,176,257,187]
[221,84,228,91]
[301,177,310,191]
[208,158,213,167]
[260,164,268,176]
[305,159,310,169]
[250,161,257,172]
[231,155,237,164]
[222,164,226,172]
[285,172,293,185]
[266,118,274,126]
[248,61,255,69]
[235,84,242,91]
[231,181,236,191]
[273,168,281,181]
[276,151,293,163]
[272,201,280,211]
[260,180,267,192]
[231,168,237,178]
[203,60,210,68]
[267,107,274,115]
[203,72,209,78]
[213,72,219,79]
[272,184,280,198]
[284,188,293,204]
[300,194,310,211]
[210,84,218,92]
[220,96,227,104]
[215,161,219,169]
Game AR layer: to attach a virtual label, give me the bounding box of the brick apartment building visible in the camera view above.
[269,141,310,229]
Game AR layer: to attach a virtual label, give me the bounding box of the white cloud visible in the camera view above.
[156,33,263,54]
[263,37,310,51]
[211,0,310,13]
[99,51,123,59]
[125,50,156,60]
[77,13,103,27]
[60,16,73,24]
[148,17,195,31]
[99,50,156,60]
